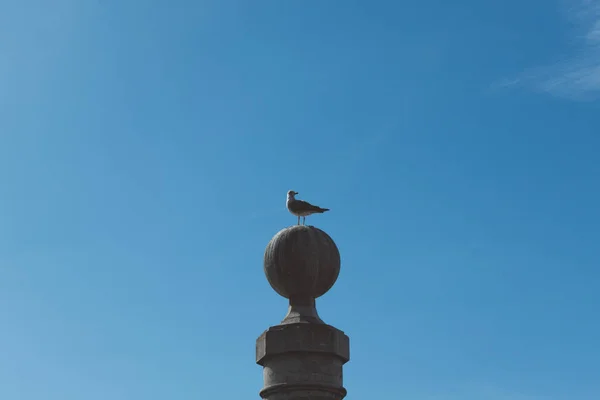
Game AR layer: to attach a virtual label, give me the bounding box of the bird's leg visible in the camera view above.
[302,216,306,225]
[297,216,300,225]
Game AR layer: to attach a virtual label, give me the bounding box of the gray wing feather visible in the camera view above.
[289,200,328,213]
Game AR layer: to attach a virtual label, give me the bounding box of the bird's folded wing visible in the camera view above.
[289,200,320,212]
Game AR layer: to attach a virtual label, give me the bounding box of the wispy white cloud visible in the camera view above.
[500,0,600,100]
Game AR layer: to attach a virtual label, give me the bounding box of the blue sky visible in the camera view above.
[1,0,599,399]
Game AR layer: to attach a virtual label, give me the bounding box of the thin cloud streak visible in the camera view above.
[498,0,600,100]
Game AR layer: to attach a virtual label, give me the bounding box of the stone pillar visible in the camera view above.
[256,225,350,400]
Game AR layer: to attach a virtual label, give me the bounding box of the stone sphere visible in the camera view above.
[264,225,341,300]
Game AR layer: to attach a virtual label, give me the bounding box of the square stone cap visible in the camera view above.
[256,322,350,365]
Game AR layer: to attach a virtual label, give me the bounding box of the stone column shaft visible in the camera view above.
[257,226,350,400]
[257,323,349,400]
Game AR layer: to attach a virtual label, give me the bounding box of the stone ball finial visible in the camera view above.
[264,225,340,324]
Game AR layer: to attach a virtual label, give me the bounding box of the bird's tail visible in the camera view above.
[316,207,329,213]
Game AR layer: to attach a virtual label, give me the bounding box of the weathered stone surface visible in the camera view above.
[256,323,349,400]
[264,225,340,300]
[256,323,349,364]
[258,227,349,400]
[263,354,344,388]
[260,385,346,400]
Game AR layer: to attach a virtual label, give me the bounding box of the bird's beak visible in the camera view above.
[294,191,299,195]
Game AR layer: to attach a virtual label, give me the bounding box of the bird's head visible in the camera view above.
[287,190,298,198]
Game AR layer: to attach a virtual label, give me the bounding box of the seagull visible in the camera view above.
[286,190,330,225]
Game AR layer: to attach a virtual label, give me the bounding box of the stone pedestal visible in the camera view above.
[257,225,350,400]
[256,323,350,400]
